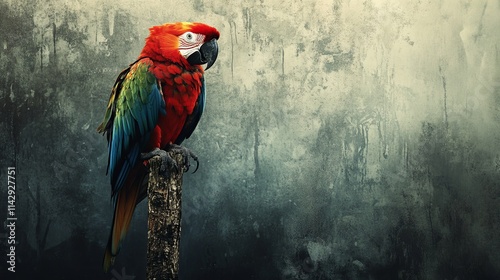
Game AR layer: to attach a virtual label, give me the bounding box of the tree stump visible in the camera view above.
[147,152,185,280]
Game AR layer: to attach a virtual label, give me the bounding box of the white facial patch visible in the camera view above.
[178,32,206,59]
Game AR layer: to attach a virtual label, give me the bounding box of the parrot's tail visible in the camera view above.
[103,166,147,272]
[103,236,115,273]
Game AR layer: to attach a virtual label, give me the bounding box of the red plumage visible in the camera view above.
[147,62,203,149]
[142,22,218,148]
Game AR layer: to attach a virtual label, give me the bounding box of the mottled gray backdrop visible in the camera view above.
[1,0,499,279]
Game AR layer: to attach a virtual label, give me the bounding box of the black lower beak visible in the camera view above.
[187,38,218,70]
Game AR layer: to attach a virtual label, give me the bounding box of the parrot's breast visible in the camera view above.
[150,63,204,147]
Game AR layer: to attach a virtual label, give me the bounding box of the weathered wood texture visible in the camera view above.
[147,152,184,280]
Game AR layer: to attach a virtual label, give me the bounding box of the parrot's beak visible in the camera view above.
[187,38,218,70]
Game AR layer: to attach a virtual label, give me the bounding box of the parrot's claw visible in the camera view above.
[141,148,178,176]
[141,146,199,176]
[165,144,199,173]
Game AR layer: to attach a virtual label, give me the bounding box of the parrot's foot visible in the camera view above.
[140,145,198,176]
[141,148,177,176]
[165,144,199,173]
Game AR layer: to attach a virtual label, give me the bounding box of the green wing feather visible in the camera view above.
[97,58,166,199]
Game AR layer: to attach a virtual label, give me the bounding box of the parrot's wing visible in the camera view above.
[174,75,206,144]
[97,58,166,199]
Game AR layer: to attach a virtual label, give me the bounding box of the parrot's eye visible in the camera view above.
[181,32,198,44]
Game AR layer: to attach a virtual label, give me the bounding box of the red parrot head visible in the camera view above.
[140,22,220,70]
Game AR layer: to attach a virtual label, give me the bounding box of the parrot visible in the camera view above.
[97,22,219,272]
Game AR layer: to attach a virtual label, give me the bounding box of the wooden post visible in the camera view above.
[147,151,185,280]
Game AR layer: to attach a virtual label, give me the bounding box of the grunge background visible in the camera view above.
[1,0,499,279]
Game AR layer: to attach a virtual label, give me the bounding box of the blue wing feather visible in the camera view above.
[98,58,165,201]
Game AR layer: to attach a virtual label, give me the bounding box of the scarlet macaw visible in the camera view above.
[97,22,219,272]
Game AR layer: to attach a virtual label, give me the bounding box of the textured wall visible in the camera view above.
[1,0,499,279]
